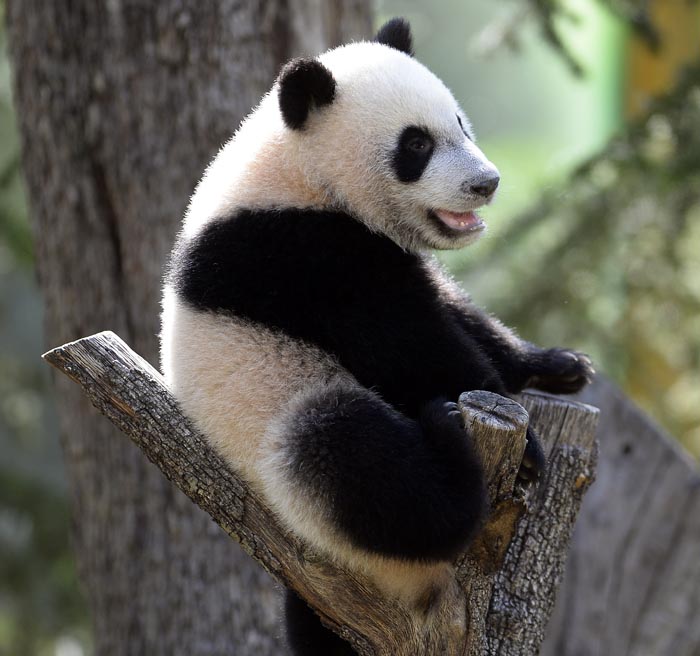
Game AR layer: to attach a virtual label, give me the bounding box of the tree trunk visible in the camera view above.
[5,2,371,654]
[44,331,599,655]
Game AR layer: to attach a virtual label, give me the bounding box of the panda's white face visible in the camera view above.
[295,42,500,251]
[182,37,499,252]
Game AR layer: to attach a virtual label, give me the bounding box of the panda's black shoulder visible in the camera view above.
[169,207,427,319]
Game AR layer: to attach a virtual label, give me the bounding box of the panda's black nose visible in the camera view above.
[470,175,500,198]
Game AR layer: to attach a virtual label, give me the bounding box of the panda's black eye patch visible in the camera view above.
[393,126,435,183]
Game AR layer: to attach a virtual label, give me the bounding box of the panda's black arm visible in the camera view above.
[428,262,594,395]
[172,208,512,413]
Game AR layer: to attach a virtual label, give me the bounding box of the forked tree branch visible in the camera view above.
[44,331,599,655]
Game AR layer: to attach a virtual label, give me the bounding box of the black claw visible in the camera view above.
[448,412,465,429]
[419,398,467,444]
[518,426,546,486]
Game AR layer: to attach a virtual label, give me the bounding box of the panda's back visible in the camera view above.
[167,207,481,421]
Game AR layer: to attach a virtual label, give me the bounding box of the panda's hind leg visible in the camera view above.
[261,381,487,564]
[285,589,357,656]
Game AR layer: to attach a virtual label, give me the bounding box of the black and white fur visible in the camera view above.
[162,18,593,656]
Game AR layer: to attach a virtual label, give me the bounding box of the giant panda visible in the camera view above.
[161,18,593,656]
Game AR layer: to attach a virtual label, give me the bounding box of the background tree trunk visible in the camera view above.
[542,377,700,656]
[5,2,371,654]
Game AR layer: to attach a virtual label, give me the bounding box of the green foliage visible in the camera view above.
[483,0,660,76]
[455,65,700,454]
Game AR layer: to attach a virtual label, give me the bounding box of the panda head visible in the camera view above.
[276,18,500,252]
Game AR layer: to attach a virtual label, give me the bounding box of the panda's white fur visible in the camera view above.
[162,33,501,606]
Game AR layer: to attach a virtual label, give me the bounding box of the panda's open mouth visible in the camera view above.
[429,209,485,235]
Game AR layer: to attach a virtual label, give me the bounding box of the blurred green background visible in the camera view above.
[1,0,699,653]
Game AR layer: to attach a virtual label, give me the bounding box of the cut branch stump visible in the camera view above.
[44,331,599,655]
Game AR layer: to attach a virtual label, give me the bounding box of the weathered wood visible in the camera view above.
[456,392,600,655]
[543,376,700,656]
[44,331,599,655]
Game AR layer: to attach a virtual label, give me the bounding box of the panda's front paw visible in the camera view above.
[518,425,546,485]
[526,348,594,395]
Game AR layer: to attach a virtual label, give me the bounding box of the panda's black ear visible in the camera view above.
[277,58,336,130]
[374,17,414,57]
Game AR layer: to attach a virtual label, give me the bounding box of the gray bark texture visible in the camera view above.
[5,2,372,654]
[45,331,599,655]
[543,376,700,656]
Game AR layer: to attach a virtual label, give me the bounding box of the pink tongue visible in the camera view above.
[434,209,481,232]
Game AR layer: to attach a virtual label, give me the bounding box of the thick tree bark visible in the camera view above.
[6,2,371,654]
[44,331,599,655]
